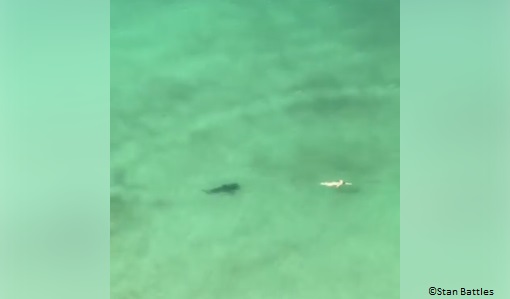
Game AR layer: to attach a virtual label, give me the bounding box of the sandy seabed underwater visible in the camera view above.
[110,0,400,298]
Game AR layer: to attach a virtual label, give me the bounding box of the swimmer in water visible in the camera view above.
[320,179,352,188]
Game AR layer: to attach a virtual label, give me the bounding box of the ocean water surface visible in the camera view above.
[111,1,399,298]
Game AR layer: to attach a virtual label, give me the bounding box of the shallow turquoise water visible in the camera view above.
[111,1,399,298]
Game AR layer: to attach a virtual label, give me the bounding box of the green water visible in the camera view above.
[111,0,399,298]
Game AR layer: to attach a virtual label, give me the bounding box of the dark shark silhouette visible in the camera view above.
[204,183,240,194]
